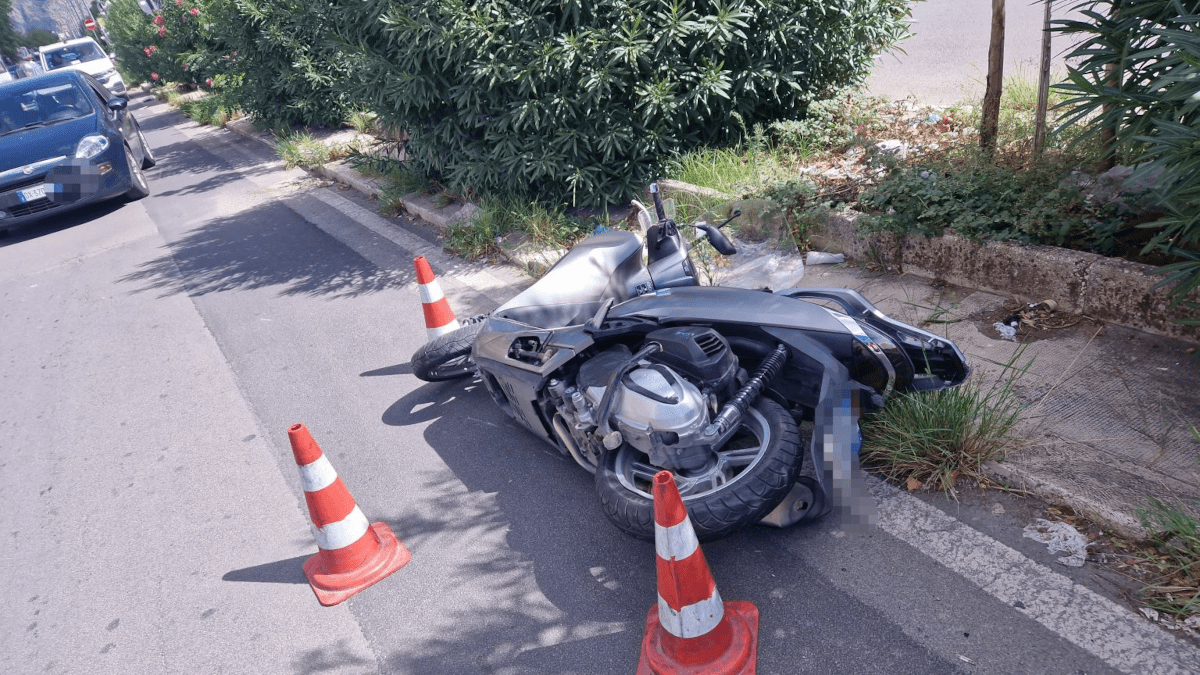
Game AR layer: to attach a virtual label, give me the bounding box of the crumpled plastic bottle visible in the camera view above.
[806,251,846,265]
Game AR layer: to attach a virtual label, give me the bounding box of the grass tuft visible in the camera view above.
[1136,498,1200,619]
[274,131,354,169]
[861,352,1028,493]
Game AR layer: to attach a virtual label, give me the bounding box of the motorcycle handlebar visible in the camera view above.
[649,183,666,222]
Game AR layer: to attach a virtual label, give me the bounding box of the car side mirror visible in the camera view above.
[107,97,128,111]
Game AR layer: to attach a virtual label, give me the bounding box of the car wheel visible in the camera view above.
[124,146,150,201]
[138,128,156,169]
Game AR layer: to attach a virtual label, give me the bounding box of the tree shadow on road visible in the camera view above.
[377,378,656,673]
[118,199,407,299]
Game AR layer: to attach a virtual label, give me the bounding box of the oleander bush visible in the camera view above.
[206,0,356,128]
[334,0,913,207]
[106,0,230,89]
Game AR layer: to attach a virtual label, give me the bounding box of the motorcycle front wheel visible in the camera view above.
[594,397,802,541]
[411,322,482,381]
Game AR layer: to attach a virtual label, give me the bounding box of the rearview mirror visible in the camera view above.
[107,97,128,111]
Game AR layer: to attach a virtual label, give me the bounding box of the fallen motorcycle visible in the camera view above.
[413,184,969,540]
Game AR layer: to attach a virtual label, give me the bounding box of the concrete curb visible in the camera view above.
[658,184,1200,344]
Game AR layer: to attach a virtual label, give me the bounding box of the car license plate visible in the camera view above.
[17,185,47,203]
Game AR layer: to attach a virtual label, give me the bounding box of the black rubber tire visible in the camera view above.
[411,322,482,381]
[124,146,150,201]
[138,128,157,169]
[594,397,802,541]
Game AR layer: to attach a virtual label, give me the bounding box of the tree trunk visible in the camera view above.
[1033,0,1053,160]
[980,0,1006,152]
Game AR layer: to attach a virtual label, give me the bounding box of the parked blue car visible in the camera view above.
[0,69,155,235]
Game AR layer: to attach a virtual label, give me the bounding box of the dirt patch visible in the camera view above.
[968,299,1102,344]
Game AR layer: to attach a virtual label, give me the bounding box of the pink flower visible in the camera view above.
[205,78,213,87]
[182,63,188,70]
[157,26,166,36]
[189,7,199,16]
[176,0,182,5]
[151,72,159,80]
[153,14,164,25]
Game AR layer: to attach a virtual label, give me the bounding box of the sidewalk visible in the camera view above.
[204,103,1200,542]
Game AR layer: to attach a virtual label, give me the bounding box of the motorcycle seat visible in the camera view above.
[494,231,649,328]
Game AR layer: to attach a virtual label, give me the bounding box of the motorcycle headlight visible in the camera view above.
[76,135,110,159]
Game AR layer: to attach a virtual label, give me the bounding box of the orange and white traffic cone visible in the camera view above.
[414,256,460,341]
[636,471,759,675]
[288,423,411,606]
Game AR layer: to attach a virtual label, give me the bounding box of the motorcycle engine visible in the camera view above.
[574,327,738,470]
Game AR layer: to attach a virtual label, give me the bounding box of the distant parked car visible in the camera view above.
[38,37,126,94]
[0,70,155,235]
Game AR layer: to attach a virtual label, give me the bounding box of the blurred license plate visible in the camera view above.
[17,185,47,203]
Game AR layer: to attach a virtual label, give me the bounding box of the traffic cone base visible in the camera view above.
[303,521,412,607]
[636,601,759,675]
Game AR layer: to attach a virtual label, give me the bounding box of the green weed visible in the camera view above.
[274,132,349,169]
[861,351,1029,493]
[1136,498,1200,619]
[442,198,598,261]
[346,110,378,134]
[178,94,237,127]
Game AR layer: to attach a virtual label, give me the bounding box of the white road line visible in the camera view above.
[875,484,1198,675]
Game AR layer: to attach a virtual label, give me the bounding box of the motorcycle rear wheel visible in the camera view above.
[411,322,482,381]
[594,397,802,541]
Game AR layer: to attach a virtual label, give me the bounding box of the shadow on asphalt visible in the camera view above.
[144,135,282,198]
[380,378,653,672]
[222,554,309,585]
[117,199,409,299]
[376,378,960,674]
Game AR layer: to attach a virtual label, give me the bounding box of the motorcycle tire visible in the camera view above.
[411,321,483,381]
[594,397,802,541]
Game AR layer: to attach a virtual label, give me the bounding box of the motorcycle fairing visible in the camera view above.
[777,287,970,389]
[609,285,852,336]
[473,316,599,443]
[492,231,652,329]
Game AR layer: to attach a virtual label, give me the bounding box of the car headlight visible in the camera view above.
[97,68,116,82]
[76,135,110,159]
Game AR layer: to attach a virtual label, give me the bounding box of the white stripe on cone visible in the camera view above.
[426,322,460,339]
[655,519,700,561]
[658,587,725,639]
[313,505,372,551]
[418,280,445,304]
[297,455,339,493]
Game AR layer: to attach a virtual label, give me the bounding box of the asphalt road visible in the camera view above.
[865,0,1086,105]
[2,100,1197,675]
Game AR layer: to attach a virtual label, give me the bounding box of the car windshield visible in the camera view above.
[44,43,106,70]
[0,80,95,134]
